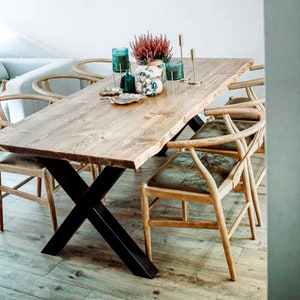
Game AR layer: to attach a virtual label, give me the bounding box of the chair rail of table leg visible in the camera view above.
[40,158,158,279]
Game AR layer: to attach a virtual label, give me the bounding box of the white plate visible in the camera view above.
[110,93,145,105]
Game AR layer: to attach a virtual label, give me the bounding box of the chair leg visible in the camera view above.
[182,201,189,221]
[91,163,102,181]
[213,197,236,281]
[141,185,152,261]
[0,172,3,231]
[247,158,263,226]
[255,165,266,189]
[88,163,96,181]
[37,177,42,197]
[243,163,256,239]
[43,169,58,232]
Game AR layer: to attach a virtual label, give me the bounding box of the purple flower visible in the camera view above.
[130,32,173,64]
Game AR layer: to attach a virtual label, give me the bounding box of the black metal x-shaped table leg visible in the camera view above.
[156,115,205,156]
[40,158,158,279]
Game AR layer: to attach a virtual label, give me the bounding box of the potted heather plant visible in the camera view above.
[129,33,173,65]
[130,33,173,84]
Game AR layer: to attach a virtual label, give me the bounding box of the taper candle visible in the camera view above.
[191,48,195,62]
[189,48,200,85]
[179,34,183,47]
[179,34,184,62]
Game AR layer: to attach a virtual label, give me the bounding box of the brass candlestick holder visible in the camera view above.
[178,33,190,83]
[166,70,187,95]
[188,48,201,85]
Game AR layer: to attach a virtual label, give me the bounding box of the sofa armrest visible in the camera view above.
[0,58,76,122]
[4,58,76,94]
[1,59,49,78]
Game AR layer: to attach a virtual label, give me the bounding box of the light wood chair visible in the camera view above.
[32,73,100,99]
[226,65,265,122]
[192,67,265,225]
[191,99,266,226]
[72,58,112,80]
[0,94,60,232]
[228,74,266,207]
[0,94,100,233]
[140,107,265,281]
[226,65,265,151]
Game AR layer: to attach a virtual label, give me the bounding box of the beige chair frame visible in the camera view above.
[0,94,59,232]
[72,58,112,80]
[141,107,265,281]
[32,73,100,99]
[0,94,100,232]
[195,67,265,225]
[227,71,266,224]
[192,99,265,226]
[227,73,266,189]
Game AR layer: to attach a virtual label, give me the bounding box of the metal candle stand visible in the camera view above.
[188,48,201,85]
[178,33,190,83]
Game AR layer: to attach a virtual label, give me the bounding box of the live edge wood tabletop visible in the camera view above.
[0,58,253,171]
[0,58,252,279]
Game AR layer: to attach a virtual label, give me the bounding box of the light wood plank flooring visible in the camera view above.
[0,128,266,300]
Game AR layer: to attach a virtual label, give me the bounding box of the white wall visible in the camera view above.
[1,0,264,61]
[0,0,265,105]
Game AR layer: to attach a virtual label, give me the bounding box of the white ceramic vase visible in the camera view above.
[147,59,166,83]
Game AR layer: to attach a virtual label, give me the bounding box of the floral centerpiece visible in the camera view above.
[130,33,173,93]
[130,33,173,65]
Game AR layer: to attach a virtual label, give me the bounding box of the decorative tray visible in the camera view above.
[99,87,121,97]
[109,93,145,105]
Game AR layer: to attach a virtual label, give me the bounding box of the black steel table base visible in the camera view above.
[187,114,205,132]
[156,115,205,156]
[40,158,158,279]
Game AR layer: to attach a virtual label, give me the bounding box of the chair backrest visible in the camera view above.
[32,73,100,99]
[167,107,266,186]
[228,64,265,112]
[72,58,113,79]
[205,105,265,160]
[249,64,264,71]
[0,94,58,127]
[229,78,265,108]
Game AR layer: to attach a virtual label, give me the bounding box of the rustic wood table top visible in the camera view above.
[0,58,253,170]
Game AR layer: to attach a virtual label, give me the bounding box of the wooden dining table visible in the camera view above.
[0,57,253,279]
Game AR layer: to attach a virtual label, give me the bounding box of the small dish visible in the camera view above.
[110,93,145,105]
[99,87,121,97]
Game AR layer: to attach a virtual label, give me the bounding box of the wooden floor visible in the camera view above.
[0,128,266,300]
